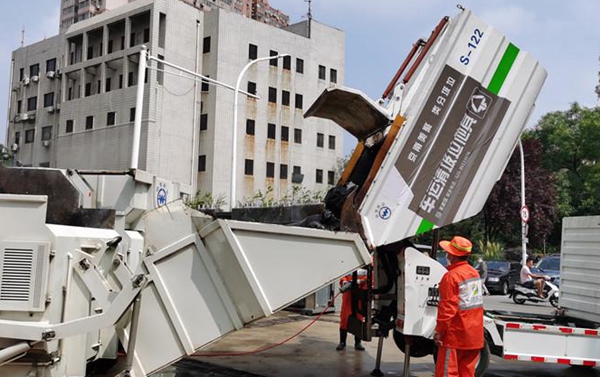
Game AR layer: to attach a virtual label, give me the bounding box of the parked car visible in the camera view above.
[532,254,561,286]
[479,260,522,295]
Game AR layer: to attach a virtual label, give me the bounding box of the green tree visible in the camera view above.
[482,137,558,251]
[531,103,600,218]
[0,144,11,167]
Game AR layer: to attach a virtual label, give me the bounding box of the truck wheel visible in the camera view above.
[512,293,526,305]
[393,331,434,358]
[432,340,490,377]
[475,341,490,377]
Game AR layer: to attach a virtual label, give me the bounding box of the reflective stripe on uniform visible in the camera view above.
[458,277,483,310]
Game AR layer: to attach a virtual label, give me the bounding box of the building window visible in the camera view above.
[201,76,210,91]
[249,43,258,60]
[198,155,206,172]
[296,58,304,74]
[200,114,208,130]
[128,71,135,87]
[42,126,52,141]
[143,28,150,43]
[269,50,278,66]
[281,126,289,141]
[265,123,276,139]
[27,96,37,111]
[318,65,326,80]
[317,133,324,148]
[280,164,288,179]
[295,94,303,109]
[330,68,338,84]
[157,54,164,85]
[14,131,20,145]
[244,159,254,175]
[66,119,74,133]
[108,40,114,54]
[119,74,123,89]
[106,77,112,92]
[294,128,302,144]
[85,82,92,96]
[130,107,136,122]
[266,162,275,178]
[247,81,257,95]
[43,93,54,108]
[292,166,302,183]
[316,169,323,184]
[328,170,335,185]
[87,46,94,60]
[246,119,255,135]
[46,58,57,72]
[85,116,94,130]
[25,129,35,144]
[203,36,211,53]
[283,55,291,70]
[329,135,336,150]
[282,90,290,106]
[130,32,136,47]
[17,100,22,113]
[159,13,166,48]
[268,87,277,103]
[19,68,24,81]
[30,64,40,78]
[107,112,116,126]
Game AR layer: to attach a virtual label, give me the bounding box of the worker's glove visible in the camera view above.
[339,281,351,293]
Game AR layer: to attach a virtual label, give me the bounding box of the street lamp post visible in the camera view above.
[230,54,289,210]
[519,139,527,265]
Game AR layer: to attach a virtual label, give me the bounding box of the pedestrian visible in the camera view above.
[336,270,366,351]
[476,257,490,296]
[434,236,484,377]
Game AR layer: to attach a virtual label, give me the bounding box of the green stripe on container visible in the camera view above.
[416,219,435,235]
[487,43,520,95]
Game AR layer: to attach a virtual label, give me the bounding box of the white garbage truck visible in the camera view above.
[0,6,580,377]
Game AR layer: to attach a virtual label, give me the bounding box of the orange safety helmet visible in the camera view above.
[439,236,472,257]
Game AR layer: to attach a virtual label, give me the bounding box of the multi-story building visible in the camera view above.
[60,0,288,34]
[8,0,344,207]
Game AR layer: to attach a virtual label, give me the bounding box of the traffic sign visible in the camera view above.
[520,205,530,223]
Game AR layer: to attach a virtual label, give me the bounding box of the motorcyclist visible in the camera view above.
[520,257,546,298]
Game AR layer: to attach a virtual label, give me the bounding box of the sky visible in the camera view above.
[1,0,600,155]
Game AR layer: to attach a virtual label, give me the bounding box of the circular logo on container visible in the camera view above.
[157,187,167,207]
[378,206,392,220]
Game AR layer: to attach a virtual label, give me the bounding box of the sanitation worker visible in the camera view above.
[434,236,484,377]
[336,270,367,351]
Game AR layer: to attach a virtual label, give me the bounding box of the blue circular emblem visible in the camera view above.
[157,188,167,206]
[378,206,392,220]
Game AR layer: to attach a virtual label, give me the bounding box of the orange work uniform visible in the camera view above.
[435,261,484,377]
[339,275,366,330]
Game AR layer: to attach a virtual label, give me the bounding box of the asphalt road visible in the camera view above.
[150,294,599,377]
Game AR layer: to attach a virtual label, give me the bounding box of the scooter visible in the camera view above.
[511,276,560,308]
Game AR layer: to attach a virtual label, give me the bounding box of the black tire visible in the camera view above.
[512,292,526,305]
[393,331,434,358]
[475,341,491,377]
[550,293,559,308]
[433,340,490,377]
[501,281,509,296]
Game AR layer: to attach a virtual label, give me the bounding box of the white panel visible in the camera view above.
[560,216,600,323]
[504,327,600,362]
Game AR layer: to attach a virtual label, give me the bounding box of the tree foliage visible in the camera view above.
[531,103,600,217]
[482,137,558,251]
